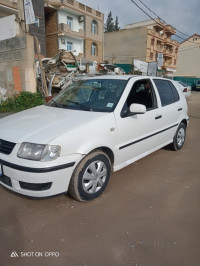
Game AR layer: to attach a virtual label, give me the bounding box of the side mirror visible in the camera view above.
[129,103,146,114]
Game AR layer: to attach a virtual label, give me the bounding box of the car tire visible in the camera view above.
[171,123,186,151]
[68,151,111,202]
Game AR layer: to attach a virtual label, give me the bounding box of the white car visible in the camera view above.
[0,76,189,201]
[175,81,191,98]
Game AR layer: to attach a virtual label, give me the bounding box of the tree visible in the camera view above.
[104,11,114,32]
[114,16,120,31]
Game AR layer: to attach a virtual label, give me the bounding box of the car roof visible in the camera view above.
[83,75,174,81]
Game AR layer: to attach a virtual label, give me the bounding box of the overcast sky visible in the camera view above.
[79,0,200,41]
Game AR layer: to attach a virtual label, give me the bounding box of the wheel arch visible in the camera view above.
[88,146,115,170]
[180,119,188,128]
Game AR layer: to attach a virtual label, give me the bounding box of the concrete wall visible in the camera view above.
[0,35,36,96]
[176,46,200,77]
[104,27,147,64]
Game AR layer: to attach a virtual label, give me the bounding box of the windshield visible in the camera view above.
[47,79,127,112]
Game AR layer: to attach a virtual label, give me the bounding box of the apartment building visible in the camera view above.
[104,19,179,76]
[44,0,104,62]
[175,34,200,77]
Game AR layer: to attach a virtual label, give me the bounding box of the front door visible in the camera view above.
[114,78,162,170]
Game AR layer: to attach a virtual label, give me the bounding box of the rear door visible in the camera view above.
[152,79,183,146]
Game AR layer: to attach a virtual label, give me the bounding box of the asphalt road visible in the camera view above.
[0,92,200,266]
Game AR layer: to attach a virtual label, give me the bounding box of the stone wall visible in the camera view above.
[0,35,36,96]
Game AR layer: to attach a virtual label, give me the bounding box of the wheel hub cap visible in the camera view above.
[82,160,107,194]
[177,128,185,146]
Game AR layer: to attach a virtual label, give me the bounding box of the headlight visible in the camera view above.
[17,143,61,161]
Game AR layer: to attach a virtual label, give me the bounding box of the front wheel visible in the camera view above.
[68,151,111,202]
[171,123,186,151]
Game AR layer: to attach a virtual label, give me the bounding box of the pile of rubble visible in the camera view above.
[36,50,125,99]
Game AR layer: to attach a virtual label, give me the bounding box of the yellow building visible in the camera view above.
[104,19,179,76]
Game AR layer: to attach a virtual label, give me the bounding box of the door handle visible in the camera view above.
[155,115,162,120]
[178,108,182,111]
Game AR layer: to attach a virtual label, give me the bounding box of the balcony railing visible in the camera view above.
[58,24,84,39]
[163,49,174,56]
[148,29,164,40]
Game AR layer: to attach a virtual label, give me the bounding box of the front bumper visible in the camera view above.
[0,153,83,197]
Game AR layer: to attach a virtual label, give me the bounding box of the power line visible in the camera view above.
[129,0,200,45]
[137,0,190,37]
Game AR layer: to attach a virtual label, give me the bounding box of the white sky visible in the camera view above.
[79,0,200,41]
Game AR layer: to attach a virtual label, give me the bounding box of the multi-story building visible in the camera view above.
[44,0,104,62]
[104,19,179,76]
[175,34,200,77]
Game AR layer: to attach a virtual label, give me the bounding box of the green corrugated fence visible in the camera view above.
[173,77,200,90]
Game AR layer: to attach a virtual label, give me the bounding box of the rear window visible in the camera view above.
[178,81,187,87]
[153,79,180,106]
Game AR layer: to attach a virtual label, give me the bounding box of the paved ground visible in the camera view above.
[0,92,200,266]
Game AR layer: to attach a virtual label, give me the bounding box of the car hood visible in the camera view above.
[0,105,113,144]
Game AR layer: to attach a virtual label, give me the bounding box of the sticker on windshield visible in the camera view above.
[106,103,114,108]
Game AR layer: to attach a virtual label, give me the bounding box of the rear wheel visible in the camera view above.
[171,123,186,151]
[68,151,111,201]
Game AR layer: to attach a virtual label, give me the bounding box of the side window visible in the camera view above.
[169,82,180,102]
[121,79,157,117]
[153,79,179,106]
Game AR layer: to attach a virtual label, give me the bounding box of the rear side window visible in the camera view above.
[153,79,180,106]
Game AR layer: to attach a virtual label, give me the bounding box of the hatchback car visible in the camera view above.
[175,81,191,98]
[0,76,189,201]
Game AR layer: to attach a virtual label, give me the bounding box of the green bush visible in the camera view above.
[0,92,45,113]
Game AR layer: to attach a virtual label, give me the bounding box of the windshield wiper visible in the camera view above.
[49,100,60,107]
[65,100,93,111]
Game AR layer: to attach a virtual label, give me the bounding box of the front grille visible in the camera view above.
[0,175,12,187]
[19,181,52,191]
[0,139,16,155]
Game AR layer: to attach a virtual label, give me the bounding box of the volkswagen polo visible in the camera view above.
[0,76,189,201]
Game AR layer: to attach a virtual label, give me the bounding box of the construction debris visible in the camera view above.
[36,50,125,99]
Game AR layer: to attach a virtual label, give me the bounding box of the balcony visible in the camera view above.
[163,48,174,57]
[164,37,179,46]
[148,29,164,40]
[165,25,176,35]
[58,24,84,39]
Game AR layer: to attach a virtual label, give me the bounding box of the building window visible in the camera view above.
[67,16,73,30]
[151,39,155,46]
[67,41,73,51]
[150,53,153,60]
[174,59,176,65]
[91,20,98,34]
[91,43,97,56]
[35,17,40,27]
